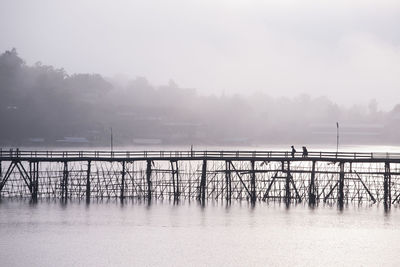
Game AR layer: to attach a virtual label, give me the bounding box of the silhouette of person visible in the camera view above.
[291,145,296,158]
[302,146,308,158]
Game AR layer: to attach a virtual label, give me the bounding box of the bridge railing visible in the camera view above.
[1,149,400,160]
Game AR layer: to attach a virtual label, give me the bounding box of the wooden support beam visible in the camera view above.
[86,161,91,202]
[146,160,152,201]
[175,161,179,199]
[225,160,231,202]
[262,171,278,201]
[29,162,32,192]
[285,161,291,204]
[120,161,125,200]
[353,171,376,203]
[250,160,256,203]
[171,161,176,199]
[15,161,32,193]
[289,174,302,202]
[338,162,345,208]
[323,181,339,202]
[199,159,207,202]
[384,162,391,208]
[229,161,252,199]
[32,162,39,201]
[392,193,400,204]
[309,161,316,206]
[169,160,181,200]
[62,161,68,200]
[0,162,17,192]
[170,160,180,200]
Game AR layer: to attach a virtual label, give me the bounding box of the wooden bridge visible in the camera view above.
[1,149,399,208]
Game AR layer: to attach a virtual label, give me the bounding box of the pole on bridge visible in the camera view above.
[199,159,207,203]
[86,161,91,203]
[336,122,339,155]
[225,161,231,202]
[250,160,256,204]
[338,162,345,208]
[384,162,391,209]
[146,160,152,201]
[309,161,317,206]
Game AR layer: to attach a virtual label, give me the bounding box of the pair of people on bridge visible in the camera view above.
[291,146,308,158]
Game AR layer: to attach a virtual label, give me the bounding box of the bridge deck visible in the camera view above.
[1,150,400,162]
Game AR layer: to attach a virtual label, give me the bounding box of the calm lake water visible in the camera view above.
[0,200,399,266]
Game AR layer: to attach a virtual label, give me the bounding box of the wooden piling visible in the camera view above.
[309,161,316,206]
[62,161,68,200]
[384,162,391,208]
[33,162,39,201]
[120,161,125,200]
[29,161,38,201]
[285,161,291,204]
[175,161,179,199]
[338,162,345,208]
[171,161,176,199]
[29,161,32,194]
[170,161,179,200]
[86,161,91,202]
[225,160,231,202]
[146,160,152,201]
[199,159,207,203]
[250,160,256,203]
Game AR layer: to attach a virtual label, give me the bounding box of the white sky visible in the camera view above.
[1,0,399,109]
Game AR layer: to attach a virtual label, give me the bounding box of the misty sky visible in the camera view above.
[1,0,399,109]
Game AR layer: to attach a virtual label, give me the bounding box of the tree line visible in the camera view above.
[1,49,399,146]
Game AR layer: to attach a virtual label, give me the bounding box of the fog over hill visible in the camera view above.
[1,49,399,147]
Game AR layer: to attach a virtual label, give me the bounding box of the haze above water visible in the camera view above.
[2,48,400,147]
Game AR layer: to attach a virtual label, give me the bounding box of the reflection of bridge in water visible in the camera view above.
[1,150,400,208]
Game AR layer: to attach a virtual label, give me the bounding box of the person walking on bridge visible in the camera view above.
[291,145,296,158]
[302,146,308,157]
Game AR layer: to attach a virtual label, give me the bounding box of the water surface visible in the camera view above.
[0,200,399,266]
